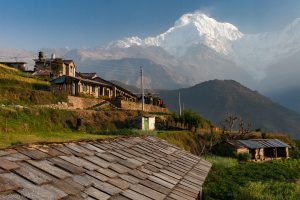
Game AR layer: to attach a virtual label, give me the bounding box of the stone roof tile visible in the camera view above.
[109,163,131,174]
[0,149,17,157]
[49,157,86,174]
[59,155,99,170]
[17,147,49,160]
[122,189,152,200]
[108,178,131,190]
[65,143,94,156]
[80,143,105,153]
[130,184,166,200]
[14,162,52,185]
[0,157,19,171]
[84,187,111,200]
[0,174,21,193]
[0,193,27,200]
[84,155,110,168]
[118,174,140,184]
[26,160,71,179]
[2,152,30,162]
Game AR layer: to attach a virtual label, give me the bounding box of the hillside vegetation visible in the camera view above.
[203,156,300,200]
[0,64,66,105]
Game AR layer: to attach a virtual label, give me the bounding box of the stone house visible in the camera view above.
[225,139,291,161]
[51,72,137,102]
[34,51,137,102]
[51,75,114,98]
[33,52,76,78]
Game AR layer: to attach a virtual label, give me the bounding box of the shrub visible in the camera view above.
[290,149,300,159]
[237,152,252,162]
[212,143,236,157]
[203,158,300,200]
[236,181,300,200]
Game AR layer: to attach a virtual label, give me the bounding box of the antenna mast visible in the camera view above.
[141,67,144,112]
[178,91,182,116]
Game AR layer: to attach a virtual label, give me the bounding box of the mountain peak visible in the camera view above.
[174,11,240,37]
[106,11,243,56]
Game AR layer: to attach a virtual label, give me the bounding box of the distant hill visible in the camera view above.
[110,80,140,94]
[159,80,300,139]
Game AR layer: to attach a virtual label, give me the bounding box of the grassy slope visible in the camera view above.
[0,106,118,148]
[0,64,66,105]
[0,64,115,147]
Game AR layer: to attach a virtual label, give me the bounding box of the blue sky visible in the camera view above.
[0,0,300,50]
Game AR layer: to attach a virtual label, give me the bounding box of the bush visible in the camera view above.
[203,158,300,200]
[212,143,236,157]
[237,153,252,162]
[290,149,300,159]
[236,181,300,200]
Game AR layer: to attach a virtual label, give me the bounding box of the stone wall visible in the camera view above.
[111,99,169,113]
[68,96,105,109]
[40,96,105,110]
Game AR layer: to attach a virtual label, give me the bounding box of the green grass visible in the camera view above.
[205,155,238,168]
[0,130,115,148]
[156,130,203,154]
[0,64,66,105]
[203,156,300,200]
[0,106,118,148]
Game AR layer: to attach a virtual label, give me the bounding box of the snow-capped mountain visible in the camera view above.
[233,18,300,80]
[108,12,300,82]
[108,12,243,57]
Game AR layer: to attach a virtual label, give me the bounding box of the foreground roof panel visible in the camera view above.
[0,136,211,200]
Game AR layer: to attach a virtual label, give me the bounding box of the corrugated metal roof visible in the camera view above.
[239,140,262,149]
[51,76,66,84]
[0,136,211,200]
[252,139,291,148]
[228,139,291,149]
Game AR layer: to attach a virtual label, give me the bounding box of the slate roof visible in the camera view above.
[0,136,211,200]
[32,69,52,76]
[228,139,291,149]
[78,73,98,80]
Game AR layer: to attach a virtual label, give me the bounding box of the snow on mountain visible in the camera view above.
[108,12,243,56]
[108,12,300,82]
[233,18,300,80]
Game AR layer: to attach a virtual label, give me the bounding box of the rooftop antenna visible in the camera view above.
[178,91,182,116]
[51,53,56,60]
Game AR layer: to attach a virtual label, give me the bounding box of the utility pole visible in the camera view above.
[178,91,182,116]
[141,67,144,112]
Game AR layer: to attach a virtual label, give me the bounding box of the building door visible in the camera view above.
[144,118,149,130]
